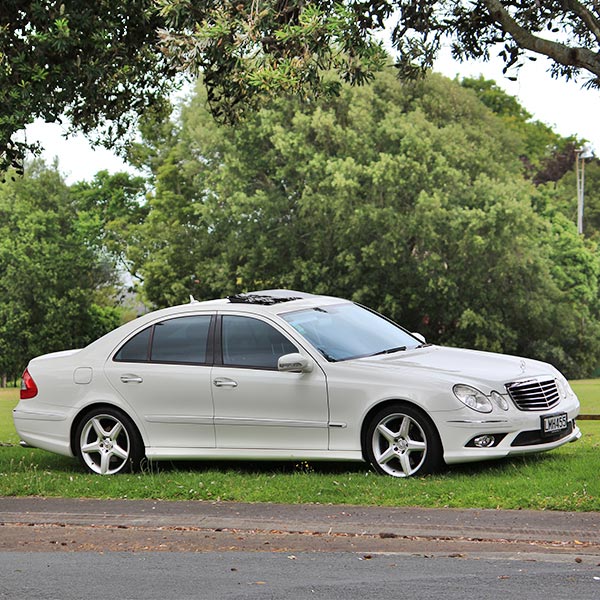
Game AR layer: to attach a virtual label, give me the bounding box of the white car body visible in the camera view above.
[13,290,581,477]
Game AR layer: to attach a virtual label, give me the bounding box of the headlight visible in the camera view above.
[453,384,493,413]
[556,376,573,400]
[490,391,509,411]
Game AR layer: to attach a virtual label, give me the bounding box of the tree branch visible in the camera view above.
[562,0,600,44]
[481,0,600,78]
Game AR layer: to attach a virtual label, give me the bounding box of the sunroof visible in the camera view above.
[227,293,303,305]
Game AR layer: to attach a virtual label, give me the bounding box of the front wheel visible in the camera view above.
[75,407,144,475]
[365,404,443,477]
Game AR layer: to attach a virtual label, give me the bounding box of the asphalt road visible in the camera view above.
[1,498,600,599]
[3,551,600,600]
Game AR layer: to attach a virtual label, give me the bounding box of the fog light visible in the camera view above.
[473,435,495,448]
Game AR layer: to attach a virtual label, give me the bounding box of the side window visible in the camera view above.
[114,327,151,362]
[114,316,212,364]
[222,316,297,369]
[151,316,211,364]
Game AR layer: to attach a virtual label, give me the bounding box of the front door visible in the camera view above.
[212,314,329,450]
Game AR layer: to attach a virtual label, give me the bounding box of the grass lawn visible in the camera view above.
[569,379,600,413]
[0,389,19,444]
[1,382,599,510]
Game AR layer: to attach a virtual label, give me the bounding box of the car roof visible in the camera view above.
[130,289,348,324]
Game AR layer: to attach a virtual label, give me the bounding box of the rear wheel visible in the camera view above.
[365,404,442,477]
[75,407,144,475]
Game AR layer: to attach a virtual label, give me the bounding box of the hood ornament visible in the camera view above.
[519,359,527,373]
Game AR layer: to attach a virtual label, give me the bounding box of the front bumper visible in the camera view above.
[436,400,581,465]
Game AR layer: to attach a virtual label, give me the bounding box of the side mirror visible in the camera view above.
[278,353,313,373]
[412,332,426,344]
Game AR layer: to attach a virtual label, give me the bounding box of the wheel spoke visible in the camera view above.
[100,451,111,475]
[399,453,413,476]
[398,416,411,438]
[107,421,123,440]
[376,423,396,444]
[92,417,110,438]
[407,439,426,452]
[377,445,397,465]
[112,444,129,461]
[81,441,101,454]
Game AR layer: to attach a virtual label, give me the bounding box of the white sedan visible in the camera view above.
[14,290,581,477]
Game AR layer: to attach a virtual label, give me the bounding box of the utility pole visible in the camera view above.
[576,143,594,235]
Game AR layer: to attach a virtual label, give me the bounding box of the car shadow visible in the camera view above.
[16,444,557,479]
[137,452,556,478]
[138,458,371,477]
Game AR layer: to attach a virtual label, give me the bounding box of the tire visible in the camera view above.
[364,404,443,477]
[75,407,144,475]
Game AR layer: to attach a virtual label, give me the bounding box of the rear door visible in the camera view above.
[104,314,216,449]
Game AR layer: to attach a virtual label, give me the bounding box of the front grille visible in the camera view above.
[505,378,560,411]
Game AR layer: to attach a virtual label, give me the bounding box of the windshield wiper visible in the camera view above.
[370,346,407,357]
[317,347,338,362]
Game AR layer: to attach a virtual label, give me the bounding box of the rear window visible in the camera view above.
[114,327,152,362]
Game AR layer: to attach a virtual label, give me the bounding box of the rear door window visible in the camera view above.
[151,316,211,364]
[114,315,212,364]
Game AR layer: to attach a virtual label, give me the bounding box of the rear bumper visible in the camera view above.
[13,407,74,458]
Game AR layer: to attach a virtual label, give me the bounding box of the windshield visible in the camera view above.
[281,303,423,362]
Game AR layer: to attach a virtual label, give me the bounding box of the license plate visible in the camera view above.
[541,412,568,436]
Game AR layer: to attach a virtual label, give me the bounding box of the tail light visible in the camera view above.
[20,368,38,399]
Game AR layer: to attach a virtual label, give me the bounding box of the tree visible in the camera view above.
[391,1,600,84]
[0,162,121,384]
[156,1,600,122]
[460,76,579,185]
[127,71,600,378]
[70,170,149,279]
[0,1,175,173]
[6,2,600,168]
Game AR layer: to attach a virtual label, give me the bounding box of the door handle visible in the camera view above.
[213,377,238,388]
[120,375,143,384]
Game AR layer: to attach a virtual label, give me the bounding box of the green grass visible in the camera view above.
[569,379,600,413]
[1,383,599,510]
[0,389,19,445]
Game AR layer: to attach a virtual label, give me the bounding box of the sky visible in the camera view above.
[25,49,600,185]
[435,47,600,149]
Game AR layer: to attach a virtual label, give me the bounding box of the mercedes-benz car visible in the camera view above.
[13,290,581,477]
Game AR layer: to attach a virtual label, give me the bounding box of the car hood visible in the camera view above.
[353,345,555,388]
